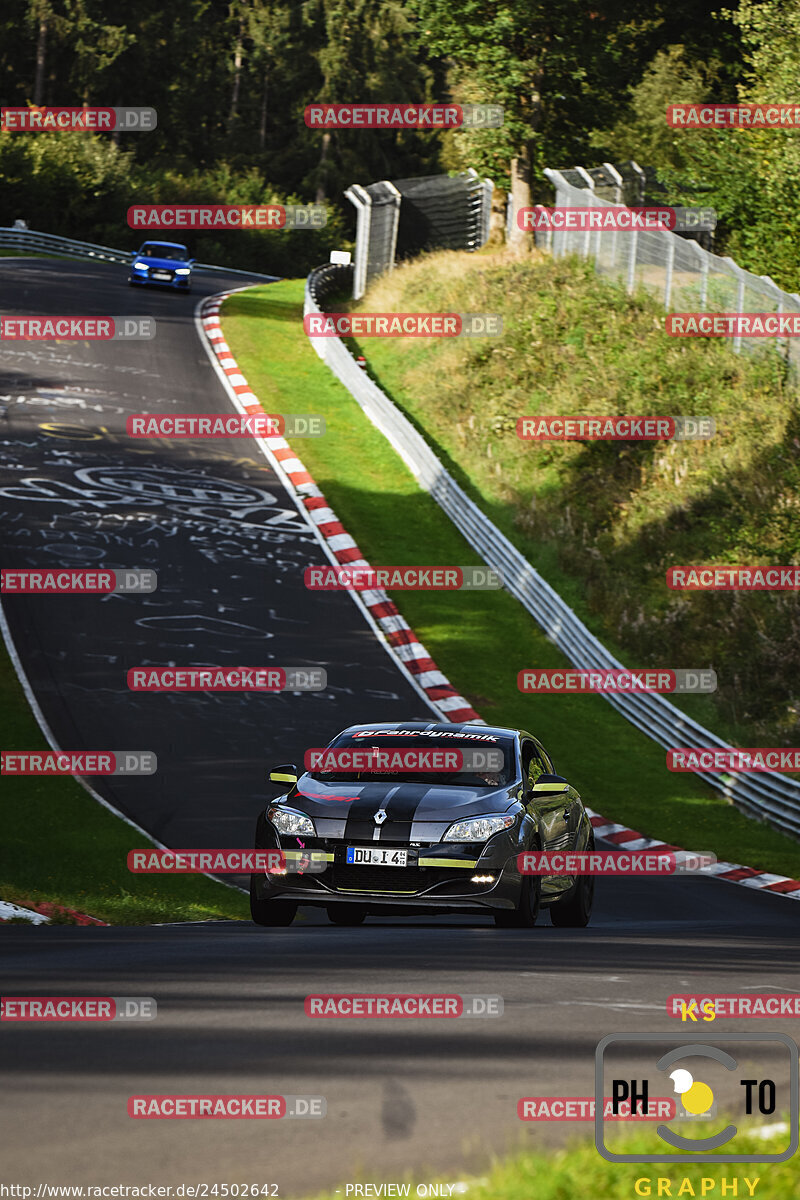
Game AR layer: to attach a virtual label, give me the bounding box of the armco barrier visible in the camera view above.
[304,262,800,840]
[0,227,278,280]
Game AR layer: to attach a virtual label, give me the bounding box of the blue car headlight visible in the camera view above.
[133,260,148,270]
[174,267,191,275]
[268,805,315,837]
[442,814,516,843]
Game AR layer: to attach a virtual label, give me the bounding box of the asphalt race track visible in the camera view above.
[1,259,799,1197]
[1,882,799,1194]
[0,259,432,852]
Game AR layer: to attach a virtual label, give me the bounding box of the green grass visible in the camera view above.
[220,279,800,879]
[0,633,248,925]
[303,1121,796,1200]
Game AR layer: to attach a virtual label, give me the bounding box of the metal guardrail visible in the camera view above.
[305,262,800,840]
[0,227,279,280]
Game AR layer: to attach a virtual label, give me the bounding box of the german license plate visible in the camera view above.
[152,271,171,280]
[346,847,408,866]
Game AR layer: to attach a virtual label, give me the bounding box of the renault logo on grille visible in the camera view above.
[374,809,388,825]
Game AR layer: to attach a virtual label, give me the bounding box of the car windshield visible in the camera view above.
[307,731,515,787]
[139,244,189,260]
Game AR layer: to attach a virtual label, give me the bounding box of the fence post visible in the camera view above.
[384,181,401,271]
[724,257,746,355]
[627,229,638,294]
[575,167,594,260]
[629,160,646,205]
[344,184,372,299]
[543,168,572,259]
[664,234,675,310]
[603,162,624,272]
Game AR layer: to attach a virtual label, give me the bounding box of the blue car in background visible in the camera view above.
[128,241,195,291]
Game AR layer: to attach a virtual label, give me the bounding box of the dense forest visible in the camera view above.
[1,0,799,283]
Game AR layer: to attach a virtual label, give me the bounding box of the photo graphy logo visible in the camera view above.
[595,1033,799,1164]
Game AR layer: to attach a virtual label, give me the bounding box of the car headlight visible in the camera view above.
[133,260,148,269]
[268,805,315,836]
[442,814,516,843]
[175,267,191,275]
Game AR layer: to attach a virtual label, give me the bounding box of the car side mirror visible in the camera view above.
[188,258,196,266]
[269,763,298,785]
[530,774,569,794]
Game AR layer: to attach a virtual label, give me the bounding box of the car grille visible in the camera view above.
[331,865,425,894]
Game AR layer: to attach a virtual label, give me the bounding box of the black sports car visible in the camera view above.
[250,721,595,928]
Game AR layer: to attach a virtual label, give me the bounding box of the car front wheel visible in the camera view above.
[549,871,594,927]
[250,875,297,926]
[494,874,540,928]
[550,834,595,927]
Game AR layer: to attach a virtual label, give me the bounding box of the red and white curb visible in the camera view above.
[197,289,800,904]
[587,809,800,900]
[198,293,480,724]
[0,899,108,925]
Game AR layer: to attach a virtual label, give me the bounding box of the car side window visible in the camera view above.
[521,742,547,791]
[528,752,548,788]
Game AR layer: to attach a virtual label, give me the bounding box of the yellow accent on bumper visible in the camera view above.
[417,857,479,869]
[282,850,334,862]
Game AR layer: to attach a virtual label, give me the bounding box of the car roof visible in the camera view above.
[139,240,188,250]
[335,721,520,740]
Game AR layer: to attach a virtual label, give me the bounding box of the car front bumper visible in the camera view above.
[129,270,191,288]
[251,829,525,913]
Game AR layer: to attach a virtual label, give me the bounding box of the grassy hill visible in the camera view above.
[350,247,800,750]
